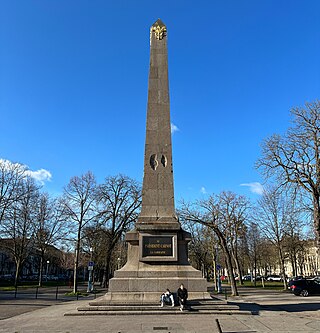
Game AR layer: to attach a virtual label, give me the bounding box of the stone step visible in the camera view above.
[65,309,253,316]
[77,304,240,312]
[64,296,255,316]
[89,299,227,307]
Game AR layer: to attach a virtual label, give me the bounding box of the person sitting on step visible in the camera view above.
[177,283,188,311]
[160,288,175,307]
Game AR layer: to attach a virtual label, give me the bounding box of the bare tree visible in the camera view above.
[182,219,209,273]
[254,187,297,289]
[1,177,39,287]
[0,159,28,227]
[219,191,249,285]
[34,193,68,286]
[282,202,307,277]
[62,171,97,293]
[82,225,108,283]
[204,227,222,292]
[95,175,141,288]
[180,196,239,296]
[257,100,320,255]
[246,222,261,285]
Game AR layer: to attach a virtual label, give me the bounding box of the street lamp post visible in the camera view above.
[46,260,50,282]
[87,247,93,293]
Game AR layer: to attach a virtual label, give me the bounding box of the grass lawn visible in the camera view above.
[240,280,287,290]
[0,281,68,291]
[217,280,288,291]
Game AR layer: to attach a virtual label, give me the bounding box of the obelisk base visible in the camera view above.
[97,228,210,303]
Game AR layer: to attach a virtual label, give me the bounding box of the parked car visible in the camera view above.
[57,274,68,281]
[290,278,320,296]
[0,274,14,281]
[48,275,59,281]
[288,276,304,289]
[242,275,263,281]
[255,275,263,281]
[242,275,252,281]
[266,275,282,282]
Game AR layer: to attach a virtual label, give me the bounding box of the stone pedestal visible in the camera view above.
[101,228,209,303]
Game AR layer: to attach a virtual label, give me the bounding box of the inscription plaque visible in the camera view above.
[139,233,177,262]
[142,236,173,257]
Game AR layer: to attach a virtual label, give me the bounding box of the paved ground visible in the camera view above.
[0,286,319,333]
[0,284,106,320]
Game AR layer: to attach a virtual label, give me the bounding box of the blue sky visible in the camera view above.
[1,0,319,202]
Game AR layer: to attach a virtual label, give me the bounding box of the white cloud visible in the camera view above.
[240,182,264,195]
[200,186,207,194]
[0,158,52,185]
[171,123,179,134]
[26,169,52,185]
[0,158,23,171]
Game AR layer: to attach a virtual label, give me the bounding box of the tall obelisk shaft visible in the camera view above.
[137,19,180,230]
[101,20,208,303]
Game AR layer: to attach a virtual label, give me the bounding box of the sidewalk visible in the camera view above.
[0,298,319,333]
[0,287,319,332]
[0,284,107,320]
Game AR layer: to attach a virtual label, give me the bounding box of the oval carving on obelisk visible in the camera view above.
[161,155,167,167]
[150,154,158,170]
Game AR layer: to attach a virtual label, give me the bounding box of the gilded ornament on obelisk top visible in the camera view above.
[150,18,167,41]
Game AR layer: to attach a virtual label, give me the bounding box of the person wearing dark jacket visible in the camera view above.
[177,284,188,311]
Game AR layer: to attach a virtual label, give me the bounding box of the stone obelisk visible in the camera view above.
[104,19,208,303]
[136,18,180,231]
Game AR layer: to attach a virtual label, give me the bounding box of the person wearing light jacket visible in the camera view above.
[160,288,175,307]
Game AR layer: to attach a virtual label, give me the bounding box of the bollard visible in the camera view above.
[76,292,79,300]
[14,286,17,298]
[215,319,223,333]
[224,289,227,301]
[35,286,38,299]
[55,286,58,300]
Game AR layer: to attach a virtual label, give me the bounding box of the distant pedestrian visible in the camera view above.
[177,283,188,311]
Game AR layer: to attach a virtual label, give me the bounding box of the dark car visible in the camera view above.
[242,275,252,281]
[290,278,320,296]
[288,276,304,289]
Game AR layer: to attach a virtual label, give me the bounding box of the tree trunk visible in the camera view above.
[278,247,288,289]
[264,265,268,277]
[253,252,257,287]
[313,196,320,270]
[212,251,218,292]
[38,251,44,287]
[102,261,110,289]
[215,229,238,296]
[73,240,80,293]
[290,253,296,277]
[231,248,243,285]
[293,249,297,277]
[14,259,21,288]
[102,250,112,288]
